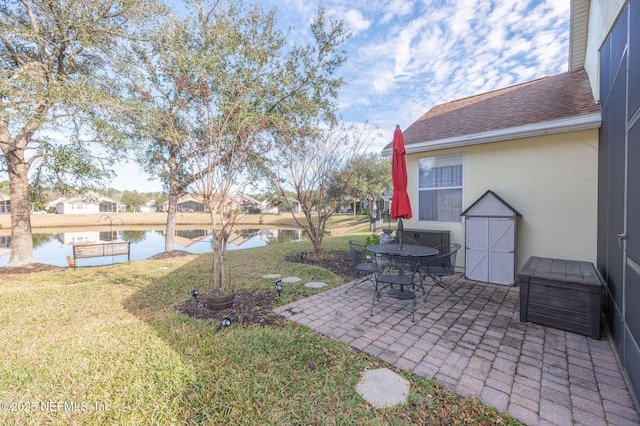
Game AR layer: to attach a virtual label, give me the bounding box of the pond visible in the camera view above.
[0,228,304,268]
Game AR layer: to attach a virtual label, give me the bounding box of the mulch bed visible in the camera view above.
[284,250,358,283]
[175,250,356,328]
[174,290,287,328]
[148,250,193,260]
[0,263,65,275]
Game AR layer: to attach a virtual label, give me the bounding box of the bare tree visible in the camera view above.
[266,122,370,259]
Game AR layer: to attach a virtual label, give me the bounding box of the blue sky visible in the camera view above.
[113,0,571,192]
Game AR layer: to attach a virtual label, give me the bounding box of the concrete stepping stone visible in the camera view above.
[281,276,302,283]
[356,368,410,408]
[304,281,327,288]
[263,274,281,279]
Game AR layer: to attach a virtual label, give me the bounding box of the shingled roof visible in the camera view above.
[387,69,600,154]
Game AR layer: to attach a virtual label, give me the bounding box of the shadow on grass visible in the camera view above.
[120,245,393,424]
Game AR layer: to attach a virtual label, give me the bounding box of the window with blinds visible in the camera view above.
[418,154,463,222]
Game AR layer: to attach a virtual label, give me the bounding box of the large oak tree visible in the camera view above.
[0,0,166,266]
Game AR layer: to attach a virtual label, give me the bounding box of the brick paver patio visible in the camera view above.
[274,274,640,426]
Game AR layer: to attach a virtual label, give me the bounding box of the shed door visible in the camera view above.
[488,218,516,285]
[465,217,515,285]
[465,217,489,282]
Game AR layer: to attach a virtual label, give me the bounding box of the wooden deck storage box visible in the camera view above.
[403,229,450,248]
[403,229,450,267]
[518,256,603,339]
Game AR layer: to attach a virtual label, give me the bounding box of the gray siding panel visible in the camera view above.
[598,0,640,404]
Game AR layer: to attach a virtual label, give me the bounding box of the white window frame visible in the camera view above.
[418,153,463,223]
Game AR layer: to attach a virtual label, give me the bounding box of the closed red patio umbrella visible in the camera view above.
[391,125,412,249]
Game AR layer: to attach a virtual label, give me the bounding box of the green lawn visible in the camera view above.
[0,236,521,425]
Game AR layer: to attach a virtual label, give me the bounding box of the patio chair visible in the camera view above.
[371,254,421,322]
[418,243,465,304]
[346,240,377,293]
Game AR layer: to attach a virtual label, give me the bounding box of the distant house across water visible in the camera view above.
[0,192,10,214]
[48,192,124,214]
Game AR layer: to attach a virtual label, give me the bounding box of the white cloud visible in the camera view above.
[379,0,415,25]
[343,9,371,33]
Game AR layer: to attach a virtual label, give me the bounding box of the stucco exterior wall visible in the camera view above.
[402,128,599,273]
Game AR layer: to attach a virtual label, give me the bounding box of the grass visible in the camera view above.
[0,235,522,425]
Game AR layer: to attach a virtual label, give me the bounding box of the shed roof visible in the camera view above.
[461,190,522,217]
[384,70,600,155]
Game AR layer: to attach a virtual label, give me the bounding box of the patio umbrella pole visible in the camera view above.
[391,125,412,253]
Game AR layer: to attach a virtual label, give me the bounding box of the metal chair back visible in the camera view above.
[346,240,376,293]
[419,243,465,304]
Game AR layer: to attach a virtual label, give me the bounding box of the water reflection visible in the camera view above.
[0,228,304,268]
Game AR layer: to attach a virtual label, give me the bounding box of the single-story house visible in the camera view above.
[278,198,301,214]
[51,192,123,214]
[260,200,279,214]
[258,197,301,214]
[164,193,300,215]
[0,192,10,213]
[161,196,205,213]
[386,0,639,403]
[136,200,160,213]
[163,194,262,213]
[229,193,261,213]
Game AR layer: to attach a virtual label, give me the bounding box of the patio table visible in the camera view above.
[366,243,438,258]
[367,243,438,299]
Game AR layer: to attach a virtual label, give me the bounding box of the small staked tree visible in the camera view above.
[0,0,166,266]
[266,122,369,260]
[186,117,259,294]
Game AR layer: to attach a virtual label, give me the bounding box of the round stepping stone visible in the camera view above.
[304,281,327,288]
[262,274,281,279]
[281,276,302,283]
[356,368,410,408]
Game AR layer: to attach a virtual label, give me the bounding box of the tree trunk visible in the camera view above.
[211,230,226,290]
[7,160,33,266]
[310,212,327,260]
[164,189,178,251]
[311,238,323,259]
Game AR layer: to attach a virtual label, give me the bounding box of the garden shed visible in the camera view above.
[461,190,521,285]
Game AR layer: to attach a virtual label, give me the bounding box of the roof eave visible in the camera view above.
[569,0,591,72]
[382,112,602,156]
